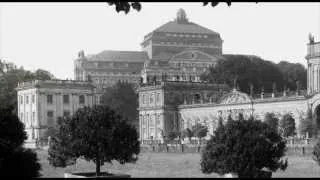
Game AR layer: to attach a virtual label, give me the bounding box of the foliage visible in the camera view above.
[167,131,179,141]
[183,128,193,141]
[279,113,296,137]
[200,55,307,95]
[48,105,140,176]
[264,112,279,132]
[192,123,208,139]
[200,116,288,177]
[101,81,138,128]
[238,113,244,121]
[0,59,54,112]
[0,106,41,177]
[202,1,232,7]
[299,109,314,138]
[313,139,320,166]
[107,2,141,14]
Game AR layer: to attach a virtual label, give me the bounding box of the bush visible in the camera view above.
[299,109,314,138]
[279,113,296,137]
[48,105,140,176]
[313,139,320,166]
[264,112,279,132]
[182,128,193,142]
[0,107,41,177]
[192,123,208,140]
[200,116,287,178]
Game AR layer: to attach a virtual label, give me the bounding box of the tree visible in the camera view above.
[0,106,41,177]
[192,123,208,143]
[167,131,179,142]
[313,139,320,166]
[48,105,140,177]
[279,113,296,138]
[264,112,279,132]
[200,116,288,178]
[299,109,314,138]
[101,81,139,129]
[183,128,193,142]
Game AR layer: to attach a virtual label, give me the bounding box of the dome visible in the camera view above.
[219,89,252,105]
[176,8,188,24]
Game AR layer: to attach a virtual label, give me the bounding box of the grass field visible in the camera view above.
[38,150,320,177]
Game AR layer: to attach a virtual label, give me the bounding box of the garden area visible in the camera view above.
[37,149,319,178]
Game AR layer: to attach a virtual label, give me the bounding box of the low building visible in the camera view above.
[16,79,97,148]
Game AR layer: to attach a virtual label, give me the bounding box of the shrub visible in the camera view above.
[264,112,279,132]
[279,113,296,137]
[200,116,287,178]
[312,139,320,166]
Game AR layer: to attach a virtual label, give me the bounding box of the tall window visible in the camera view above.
[79,95,85,104]
[47,111,54,127]
[47,95,53,104]
[32,112,35,125]
[63,95,69,104]
[20,113,23,122]
[20,95,23,104]
[32,95,35,104]
[26,95,29,104]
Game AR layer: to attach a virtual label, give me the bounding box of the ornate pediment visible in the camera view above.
[219,89,252,105]
[170,50,218,62]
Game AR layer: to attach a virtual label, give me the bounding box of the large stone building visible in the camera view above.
[138,39,320,143]
[16,80,97,148]
[74,9,224,89]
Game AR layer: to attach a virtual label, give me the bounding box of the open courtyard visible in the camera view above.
[37,149,320,178]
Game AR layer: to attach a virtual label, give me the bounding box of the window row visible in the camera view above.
[141,93,161,105]
[159,41,217,47]
[46,94,85,105]
[19,94,35,105]
[165,33,208,38]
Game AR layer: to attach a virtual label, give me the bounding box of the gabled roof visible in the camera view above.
[153,21,219,35]
[87,50,149,62]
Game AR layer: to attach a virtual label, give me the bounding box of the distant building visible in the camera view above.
[16,79,97,148]
[74,8,224,89]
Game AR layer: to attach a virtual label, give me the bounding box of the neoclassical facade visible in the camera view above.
[138,40,320,143]
[16,80,99,148]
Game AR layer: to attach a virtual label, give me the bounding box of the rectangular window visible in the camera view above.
[20,95,23,104]
[32,95,35,104]
[32,112,35,125]
[26,95,29,104]
[156,93,160,103]
[63,111,70,117]
[47,111,54,127]
[63,95,69,104]
[47,95,53,104]
[79,95,85,104]
[20,113,23,122]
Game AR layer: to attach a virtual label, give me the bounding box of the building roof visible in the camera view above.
[87,50,149,62]
[153,21,219,35]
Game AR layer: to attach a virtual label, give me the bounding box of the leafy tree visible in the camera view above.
[101,81,138,129]
[313,139,320,166]
[106,2,236,14]
[183,128,193,142]
[200,116,288,178]
[48,105,140,176]
[299,109,314,138]
[192,123,208,143]
[167,131,179,142]
[238,113,244,121]
[0,107,41,177]
[279,113,296,137]
[200,55,307,95]
[264,112,279,132]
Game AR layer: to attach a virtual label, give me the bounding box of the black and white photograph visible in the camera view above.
[0,2,320,178]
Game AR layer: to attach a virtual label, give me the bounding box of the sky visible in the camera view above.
[0,2,319,79]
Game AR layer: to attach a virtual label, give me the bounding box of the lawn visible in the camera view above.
[38,150,320,177]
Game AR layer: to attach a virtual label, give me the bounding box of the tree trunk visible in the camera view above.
[96,154,100,177]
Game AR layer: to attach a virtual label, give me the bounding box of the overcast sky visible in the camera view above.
[0,2,319,79]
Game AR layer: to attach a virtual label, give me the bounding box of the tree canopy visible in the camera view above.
[101,81,139,128]
[0,106,41,177]
[200,55,307,95]
[0,59,54,112]
[279,113,296,138]
[264,112,279,132]
[200,116,287,178]
[48,105,140,176]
